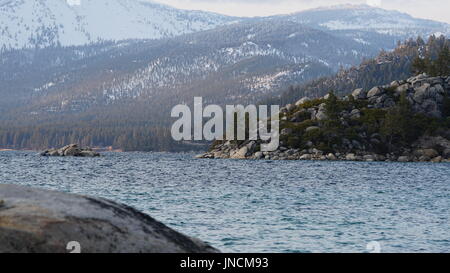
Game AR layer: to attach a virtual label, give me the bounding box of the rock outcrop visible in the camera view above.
[40,144,100,157]
[199,74,450,163]
[0,184,218,253]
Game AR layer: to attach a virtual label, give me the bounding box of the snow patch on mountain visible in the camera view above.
[0,0,233,49]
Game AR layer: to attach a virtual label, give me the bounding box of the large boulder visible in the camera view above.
[345,153,357,161]
[413,83,431,103]
[351,88,367,100]
[295,97,310,106]
[414,148,439,159]
[0,184,218,253]
[367,87,384,98]
[395,83,410,95]
[231,146,248,159]
[286,104,295,112]
[314,103,328,121]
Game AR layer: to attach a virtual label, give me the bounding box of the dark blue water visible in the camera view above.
[0,151,449,253]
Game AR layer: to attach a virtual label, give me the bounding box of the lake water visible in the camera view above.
[0,151,449,253]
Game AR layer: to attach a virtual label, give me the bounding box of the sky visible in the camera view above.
[152,0,450,24]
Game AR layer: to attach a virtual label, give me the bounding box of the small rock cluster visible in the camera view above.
[354,74,448,118]
[198,74,450,163]
[199,136,450,163]
[40,144,100,157]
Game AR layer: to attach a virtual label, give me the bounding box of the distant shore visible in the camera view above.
[0,148,123,153]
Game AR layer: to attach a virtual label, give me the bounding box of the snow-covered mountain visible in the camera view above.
[287,4,450,34]
[277,4,450,49]
[0,0,234,49]
[3,2,450,51]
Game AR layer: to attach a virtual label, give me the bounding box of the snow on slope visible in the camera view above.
[286,4,450,36]
[0,0,233,49]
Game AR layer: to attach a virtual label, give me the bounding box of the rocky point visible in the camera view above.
[199,74,450,163]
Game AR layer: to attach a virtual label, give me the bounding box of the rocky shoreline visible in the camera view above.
[0,184,218,253]
[40,144,100,157]
[199,74,450,163]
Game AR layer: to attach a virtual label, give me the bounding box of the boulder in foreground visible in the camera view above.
[0,184,218,253]
[40,144,100,157]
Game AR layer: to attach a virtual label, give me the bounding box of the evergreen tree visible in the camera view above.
[381,92,414,149]
[434,45,450,76]
[322,92,342,148]
[411,56,428,75]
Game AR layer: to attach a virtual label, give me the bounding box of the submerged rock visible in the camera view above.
[40,144,100,157]
[0,184,218,253]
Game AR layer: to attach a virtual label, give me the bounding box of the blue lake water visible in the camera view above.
[0,151,449,253]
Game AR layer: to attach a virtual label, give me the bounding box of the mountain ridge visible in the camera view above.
[2,1,450,50]
[0,0,235,49]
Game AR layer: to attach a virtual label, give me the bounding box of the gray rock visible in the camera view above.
[414,149,439,158]
[0,184,218,253]
[418,155,431,162]
[345,154,357,161]
[367,87,384,98]
[231,146,248,159]
[431,156,443,163]
[421,99,441,118]
[434,84,445,94]
[295,97,310,106]
[443,149,450,158]
[286,104,295,112]
[326,153,337,160]
[363,155,376,161]
[64,146,82,156]
[390,81,400,88]
[299,154,312,160]
[305,126,320,133]
[246,141,257,153]
[395,84,409,94]
[254,152,264,160]
[315,110,328,121]
[350,109,361,119]
[383,98,396,108]
[41,144,100,157]
[397,156,410,162]
[413,83,431,103]
[290,109,309,122]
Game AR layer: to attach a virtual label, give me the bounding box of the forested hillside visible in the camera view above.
[267,36,449,106]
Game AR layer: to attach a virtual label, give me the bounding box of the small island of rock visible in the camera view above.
[40,144,100,157]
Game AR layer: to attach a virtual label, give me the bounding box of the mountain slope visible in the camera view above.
[268,36,450,106]
[277,4,450,50]
[0,19,381,119]
[0,0,234,49]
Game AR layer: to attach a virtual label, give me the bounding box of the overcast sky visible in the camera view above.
[152,0,450,24]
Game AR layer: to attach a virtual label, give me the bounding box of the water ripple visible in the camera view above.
[0,151,449,253]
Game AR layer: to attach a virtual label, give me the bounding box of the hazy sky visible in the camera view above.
[152,0,450,24]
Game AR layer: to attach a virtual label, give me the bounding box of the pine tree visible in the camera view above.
[381,92,414,150]
[411,56,427,75]
[434,45,450,76]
